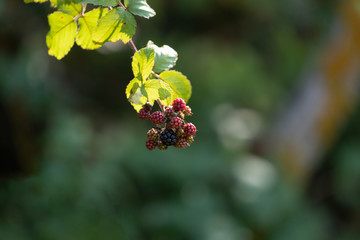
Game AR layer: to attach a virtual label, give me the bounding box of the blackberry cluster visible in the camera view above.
[139,98,197,150]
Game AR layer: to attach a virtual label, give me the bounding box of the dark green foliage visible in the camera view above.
[1,0,359,240]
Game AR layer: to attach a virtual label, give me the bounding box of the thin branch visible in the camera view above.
[128,39,138,52]
[118,1,126,9]
[152,71,160,79]
[81,4,87,16]
[156,99,165,112]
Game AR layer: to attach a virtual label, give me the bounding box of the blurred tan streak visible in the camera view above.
[264,0,360,183]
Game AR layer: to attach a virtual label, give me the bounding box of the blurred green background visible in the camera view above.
[1,0,360,239]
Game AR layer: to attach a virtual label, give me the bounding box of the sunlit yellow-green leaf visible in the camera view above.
[49,0,72,5]
[46,11,77,60]
[159,70,192,102]
[93,9,122,43]
[57,3,82,16]
[126,78,147,112]
[144,79,173,106]
[76,0,118,6]
[132,47,155,82]
[76,8,107,50]
[24,0,48,3]
[115,8,136,44]
[92,8,136,45]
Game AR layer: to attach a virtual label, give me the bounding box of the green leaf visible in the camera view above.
[132,47,155,82]
[147,40,178,73]
[76,8,106,49]
[46,11,77,60]
[92,9,122,43]
[126,78,147,112]
[93,8,136,44]
[75,0,118,6]
[159,70,192,102]
[116,8,136,44]
[125,78,174,112]
[124,0,156,19]
[144,79,173,106]
[57,3,82,16]
[49,0,74,6]
[24,0,48,3]
[126,78,141,99]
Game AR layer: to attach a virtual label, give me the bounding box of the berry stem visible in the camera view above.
[156,99,165,112]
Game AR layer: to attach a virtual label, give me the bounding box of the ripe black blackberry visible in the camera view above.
[160,129,177,146]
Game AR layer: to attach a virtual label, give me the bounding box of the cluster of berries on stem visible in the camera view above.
[139,98,197,150]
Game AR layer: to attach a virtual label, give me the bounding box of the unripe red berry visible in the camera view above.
[164,106,174,117]
[184,123,196,136]
[150,111,165,124]
[170,117,183,129]
[175,138,188,148]
[172,98,186,112]
[145,139,157,150]
[184,106,192,116]
[138,108,150,119]
[147,128,159,140]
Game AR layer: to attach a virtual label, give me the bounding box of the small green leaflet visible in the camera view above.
[147,40,178,73]
[159,71,192,102]
[75,0,118,6]
[46,11,77,60]
[93,8,136,44]
[124,0,156,19]
[76,8,107,49]
[132,47,155,82]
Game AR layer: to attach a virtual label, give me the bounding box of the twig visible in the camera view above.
[152,71,160,79]
[156,99,165,112]
[128,39,138,52]
[118,1,126,9]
